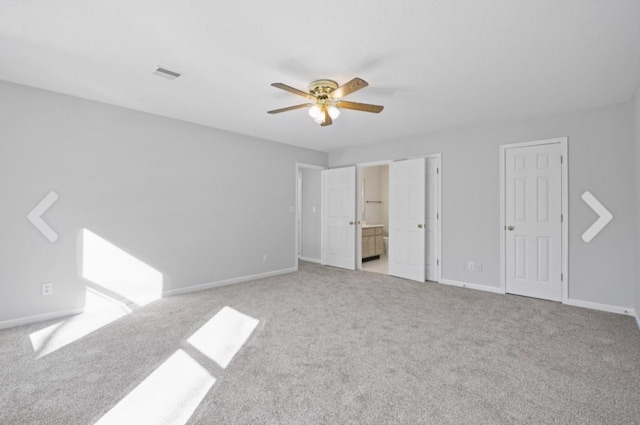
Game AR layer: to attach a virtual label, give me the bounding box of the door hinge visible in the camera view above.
[437,259,440,266]
[437,213,439,220]
[437,168,439,174]
[560,155,563,164]
[561,214,564,223]
[561,273,564,281]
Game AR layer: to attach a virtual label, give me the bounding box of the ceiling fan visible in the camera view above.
[267,78,384,126]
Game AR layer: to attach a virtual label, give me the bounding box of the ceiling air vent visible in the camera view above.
[153,67,181,80]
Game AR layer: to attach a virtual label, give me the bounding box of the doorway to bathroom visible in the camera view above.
[356,155,441,283]
[357,162,391,275]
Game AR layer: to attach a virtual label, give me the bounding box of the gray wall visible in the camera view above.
[0,80,327,324]
[330,101,636,310]
[300,168,322,261]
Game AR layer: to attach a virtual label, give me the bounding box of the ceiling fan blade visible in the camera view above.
[336,100,384,113]
[330,78,369,99]
[321,107,332,126]
[267,103,313,114]
[271,83,315,99]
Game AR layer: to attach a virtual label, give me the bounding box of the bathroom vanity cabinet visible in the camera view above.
[362,225,384,260]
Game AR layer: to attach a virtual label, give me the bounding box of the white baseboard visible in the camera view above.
[299,256,321,264]
[0,307,84,331]
[163,267,297,297]
[564,298,636,317]
[439,279,637,321]
[439,279,504,294]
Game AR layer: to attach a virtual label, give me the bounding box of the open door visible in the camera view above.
[389,158,426,282]
[322,167,356,270]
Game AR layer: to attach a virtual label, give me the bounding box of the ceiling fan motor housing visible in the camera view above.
[308,80,339,99]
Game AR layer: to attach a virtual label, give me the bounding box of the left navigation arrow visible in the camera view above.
[27,191,59,243]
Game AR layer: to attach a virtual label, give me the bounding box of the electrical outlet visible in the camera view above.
[42,282,53,296]
[312,206,316,213]
[467,261,475,271]
[476,263,483,272]
[263,254,268,263]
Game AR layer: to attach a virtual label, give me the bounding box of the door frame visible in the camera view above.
[355,154,442,283]
[499,137,568,302]
[356,160,394,270]
[295,163,327,270]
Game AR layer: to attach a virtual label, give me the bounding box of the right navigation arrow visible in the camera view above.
[581,191,612,243]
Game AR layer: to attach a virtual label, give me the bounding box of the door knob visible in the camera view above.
[349,221,354,225]
[507,225,515,231]
[417,224,423,228]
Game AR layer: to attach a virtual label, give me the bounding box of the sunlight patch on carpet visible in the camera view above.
[29,288,131,358]
[94,349,215,425]
[187,306,259,369]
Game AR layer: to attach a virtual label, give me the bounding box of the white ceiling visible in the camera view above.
[2,1,640,153]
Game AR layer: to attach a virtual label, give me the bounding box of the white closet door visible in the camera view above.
[322,167,356,270]
[505,144,562,301]
[389,158,426,282]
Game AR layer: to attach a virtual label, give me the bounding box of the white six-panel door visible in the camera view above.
[322,167,356,270]
[389,158,426,282]
[505,144,562,301]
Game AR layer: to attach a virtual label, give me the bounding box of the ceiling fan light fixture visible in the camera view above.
[309,104,339,124]
[268,77,383,127]
[328,105,340,120]
[314,108,325,124]
[308,104,322,119]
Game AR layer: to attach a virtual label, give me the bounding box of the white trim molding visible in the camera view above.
[355,159,394,168]
[440,279,504,294]
[0,307,84,330]
[564,298,636,317]
[439,280,638,321]
[163,267,297,297]
[299,256,321,264]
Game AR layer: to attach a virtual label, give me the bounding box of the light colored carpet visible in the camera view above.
[1,261,639,424]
